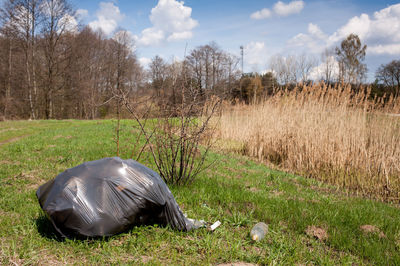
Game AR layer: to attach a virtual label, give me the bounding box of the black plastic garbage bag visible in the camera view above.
[36,157,194,238]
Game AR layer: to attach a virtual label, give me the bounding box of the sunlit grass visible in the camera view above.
[0,120,400,264]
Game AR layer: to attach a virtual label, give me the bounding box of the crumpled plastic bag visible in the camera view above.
[36,157,195,238]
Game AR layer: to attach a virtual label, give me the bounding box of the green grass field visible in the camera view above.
[1,120,400,265]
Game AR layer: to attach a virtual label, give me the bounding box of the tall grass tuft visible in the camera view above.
[218,83,400,201]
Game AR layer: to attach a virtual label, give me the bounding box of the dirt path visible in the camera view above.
[0,134,30,147]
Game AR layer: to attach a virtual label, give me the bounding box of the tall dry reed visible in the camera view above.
[218,83,400,201]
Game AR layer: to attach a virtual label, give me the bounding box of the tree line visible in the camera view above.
[0,0,243,119]
[0,0,143,119]
[0,0,398,120]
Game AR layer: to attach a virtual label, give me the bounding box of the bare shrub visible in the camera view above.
[115,65,222,185]
[146,96,220,185]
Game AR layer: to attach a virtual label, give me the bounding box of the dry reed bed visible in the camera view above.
[217,83,400,201]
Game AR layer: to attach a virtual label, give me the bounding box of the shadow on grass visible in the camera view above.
[34,214,134,242]
[35,215,64,242]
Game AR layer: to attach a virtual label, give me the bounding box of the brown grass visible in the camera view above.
[305,225,328,241]
[217,83,400,201]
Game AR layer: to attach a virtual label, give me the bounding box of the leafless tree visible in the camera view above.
[0,28,13,118]
[269,54,284,85]
[0,0,146,119]
[376,60,400,97]
[1,0,43,119]
[39,0,75,119]
[62,26,106,118]
[269,54,298,85]
[149,55,167,97]
[106,30,142,155]
[297,53,317,82]
[223,53,240,96]
[286,55,298,84]
[167,59,183,107]
[320,48,337,83]
[186,42,240,98]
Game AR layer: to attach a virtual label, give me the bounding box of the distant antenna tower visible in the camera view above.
[240,45,244,74]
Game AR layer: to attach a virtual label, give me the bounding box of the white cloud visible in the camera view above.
[139,57,152,68]
[273,1,304,16]
[39,1,79,34]
[139,28,165,46]
[289,33,310,44]
[288,3,400,56]
[137,0,198,46]
[370,4,400,44]
[60,14,78,33]
[309,56,339,81]
[250,8,272,20]
[113,30,137,49]
[89,17,117,35]
[287,23,327,53]
[328,3,400,54]
[76,9,88,18]
[244,42,268,71]
[150,0,197,33]
[250,1,304,20]
[309,66,320,81]
[368,44,400,55]
[328,14,370,44]
[308,23,327,40]
[89,2,124,35]
[167,31,193,41]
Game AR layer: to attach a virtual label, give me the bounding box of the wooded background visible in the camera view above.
[0,0,398,120]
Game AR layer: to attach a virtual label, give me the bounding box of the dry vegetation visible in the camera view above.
[217,83,400,201]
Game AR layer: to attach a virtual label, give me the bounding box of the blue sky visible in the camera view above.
[69,0,400,81]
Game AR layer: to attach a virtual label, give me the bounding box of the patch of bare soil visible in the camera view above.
[310,185,338,195]
[52,135,73,140]
[0,127,17,133]
[0,134,30,147]
[305,225,328,241]
[223,166,241,173]
[13,170,45,192]
[247,187,260,192]
[0,160,20,165]
[360,225,386,238]
[217,263,257,266]
[141,256,152,263]
[270,190,283,197]
[246,186,260,192]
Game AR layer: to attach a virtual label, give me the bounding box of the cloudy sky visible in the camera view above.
[70,0,400,81]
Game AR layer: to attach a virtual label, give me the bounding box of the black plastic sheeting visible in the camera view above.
[36,157,194,238]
